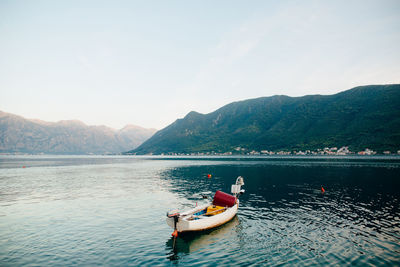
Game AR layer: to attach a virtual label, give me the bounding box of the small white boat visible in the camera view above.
[167,176,245,235]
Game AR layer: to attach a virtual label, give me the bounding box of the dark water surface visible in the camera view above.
[1,155,399,266]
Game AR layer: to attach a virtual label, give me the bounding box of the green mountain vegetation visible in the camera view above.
[129,84,400,154]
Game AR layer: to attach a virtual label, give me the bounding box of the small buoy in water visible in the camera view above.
[22,166,26,168]
[321,186,325,193]
[172,229,178,238]
[207,174,212,178]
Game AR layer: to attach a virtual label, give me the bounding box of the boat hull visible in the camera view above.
[166,201,239,233]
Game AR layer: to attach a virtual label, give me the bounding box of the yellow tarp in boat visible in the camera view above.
[206,205,225,215]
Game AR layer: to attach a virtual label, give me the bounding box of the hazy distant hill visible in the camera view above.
[130,84,400,154]
[0,111,156,154]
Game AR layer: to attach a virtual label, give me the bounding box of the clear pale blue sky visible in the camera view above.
[1,0,399,129]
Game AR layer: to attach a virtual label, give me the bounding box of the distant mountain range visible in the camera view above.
[0,111,156,154]
[130,84,400,155]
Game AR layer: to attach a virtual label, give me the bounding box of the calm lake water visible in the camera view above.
[1,155,399,266]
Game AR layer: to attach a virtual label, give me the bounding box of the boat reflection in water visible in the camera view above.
[166,215,240,261]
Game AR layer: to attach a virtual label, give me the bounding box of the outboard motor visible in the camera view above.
[231,176,245,197]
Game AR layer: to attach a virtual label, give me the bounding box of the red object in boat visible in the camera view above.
[213,190,236,207]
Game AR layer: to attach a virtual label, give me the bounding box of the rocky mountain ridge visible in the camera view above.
[0,111,156,154]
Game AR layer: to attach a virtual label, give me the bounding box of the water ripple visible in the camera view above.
[1,156,400,266]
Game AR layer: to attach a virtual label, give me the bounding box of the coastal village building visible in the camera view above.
[357,148,376,155]
[158,146,400,156]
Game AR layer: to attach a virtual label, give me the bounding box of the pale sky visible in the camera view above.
[1,0,399,130]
